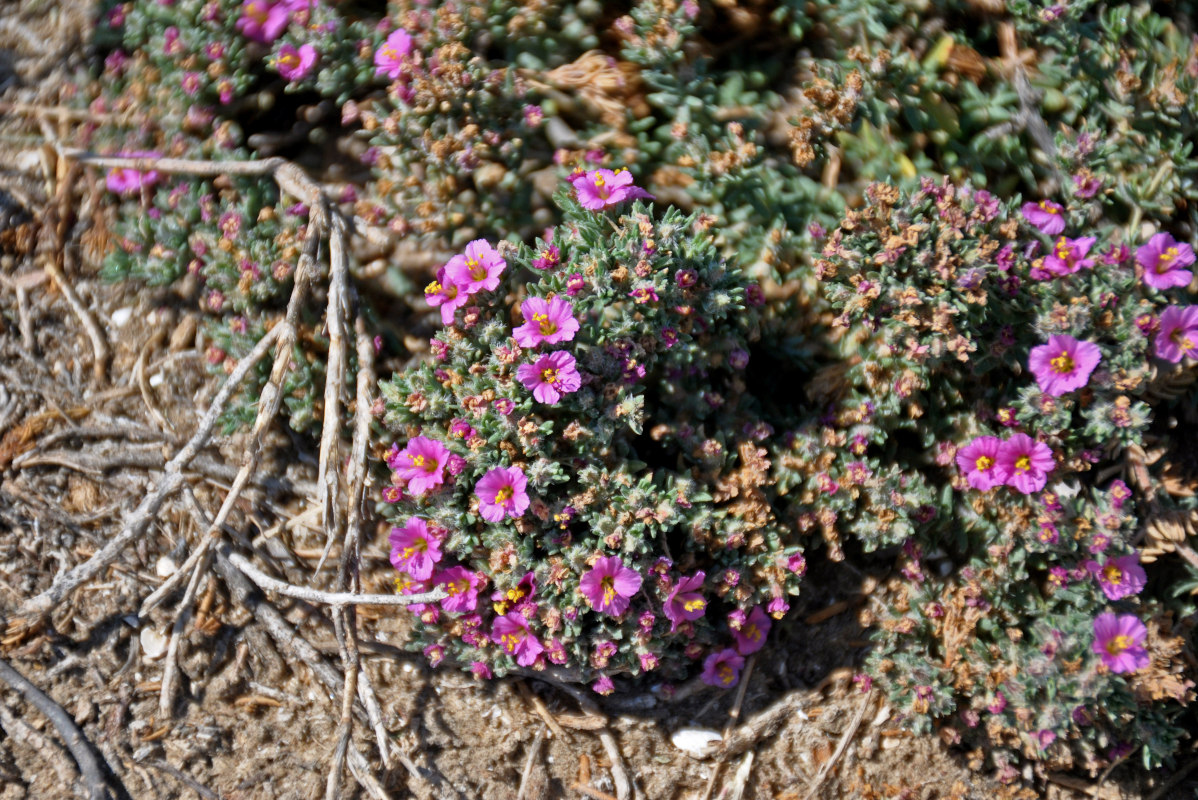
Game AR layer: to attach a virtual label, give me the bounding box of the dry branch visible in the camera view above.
[0,657,129,800]
[227,551,444,607]
[9,322,282,630]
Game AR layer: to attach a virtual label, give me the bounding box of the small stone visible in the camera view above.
[670,728,723,759]
[155,555,178,578]
[111,307,134,327]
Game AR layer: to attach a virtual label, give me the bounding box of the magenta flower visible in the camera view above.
[470,661,492,680]
[374,28,413,80]
[1138,232,1195,290]
[445,239,506,295]
[475,466,530,522]
[1043,236,1096,276]
[591,675,615,695]
[1092,613,1149,674]
[513,296,580,347]
[105,151,161,195]
[579,556,643,617]
[994,434,1054,494]
[662,571,706,632]
[955,435,1004,491]
[732,606,772,655]
[491,612,544,667]
[491,571,537,615]
[388,518,442,580]
[390,436,451,495]
[235,0,291,43]
[1155,306,1198,362]
[516,351,582,404]
[701,648,745,688]
[274,42,317,81]
[434,567,485,613]
[1085,554,1147,601]
[424,267,469,325]
[1028,334,1102,396]
[1021,199,1066,235]
[570,168,654,210]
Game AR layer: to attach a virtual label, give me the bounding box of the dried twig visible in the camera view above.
[158,547,207,718]
[0,657,129,800]
[716,691,808,760]
[516,726,548,800]
[598,730,633,800]
[0,701,82,794]
[802,691,873,800]
[137,759,221,800]
[1146,754,1198,800]
[10,322,282,630]
[227,551,444,607]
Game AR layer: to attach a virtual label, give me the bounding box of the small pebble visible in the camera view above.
[670,728,722,759]
[111,307,134,327]
[140,628,168,659]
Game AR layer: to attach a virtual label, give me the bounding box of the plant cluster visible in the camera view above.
[376,175,804,688]
[805,178,1197,775]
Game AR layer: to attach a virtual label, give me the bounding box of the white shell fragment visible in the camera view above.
[111,307,134,327]
[155,555,178,578]
[139,628,169,660]
[670,728,723,759]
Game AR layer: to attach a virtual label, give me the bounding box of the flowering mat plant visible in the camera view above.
[0,0,1196,798]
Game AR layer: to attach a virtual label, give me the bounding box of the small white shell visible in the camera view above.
[670,728,723,759]
[139,628,169,660]
[155,555,178,578]
[111,307,134,327]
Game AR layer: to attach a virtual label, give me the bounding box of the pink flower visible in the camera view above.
[955,435,1004,491]
[388,518,442,580]
[424,267,469,325]
[106,151,161,195]
[492,612,544,667]
[491,571,537,615]
[570,168,653,210]
[470,661,492,680]
[235,0,291,43]
[1085,554,1147,601]
[374,28,413,80]
[662,571,706,632]
[516,351,582,404]
[1043,236,1096,276]
[579,556,643,617]
[274,42,317,81]
[445,239,506,295]
[701,648,745,688]
[434,567,485,613]
[513,296,579,348]
[390,436,451,495]
[1154,306,1198,362]
[475,466,530,522]
[1021,200,1066,235]
[1028,334,1102,396]
[732,606,772,655]
[423,643,444,667]
[994,434,1054,495]
[1138,232,1195,290]
[591,675,615,695]
[1092,613,1149,674]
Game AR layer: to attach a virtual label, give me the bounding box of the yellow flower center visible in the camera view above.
[594,175,605,187]
[717,663,734,685]
[1102,564,1124,585]
[1050,351,1075,374]
[683,598,705,613]
[501,633,521,653]
[1158,247,1177,271]
[541,368,558,384]
[1055,237,1070,259]
[1039,200,1059,214]
[1015,455,1031,473]
[975,455,993,472]
[425,281,442,295]
[601,576,616,605]
[534,312,557,336]
[494,486,513,504]
[743,624,761,642]
[408,453,436,473]
[279,51,300,70]
[1105,634,1131,656]
[400,538,427,560]
[248,1,269,23]
[446,578,466,595]
[380,44,398,62]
